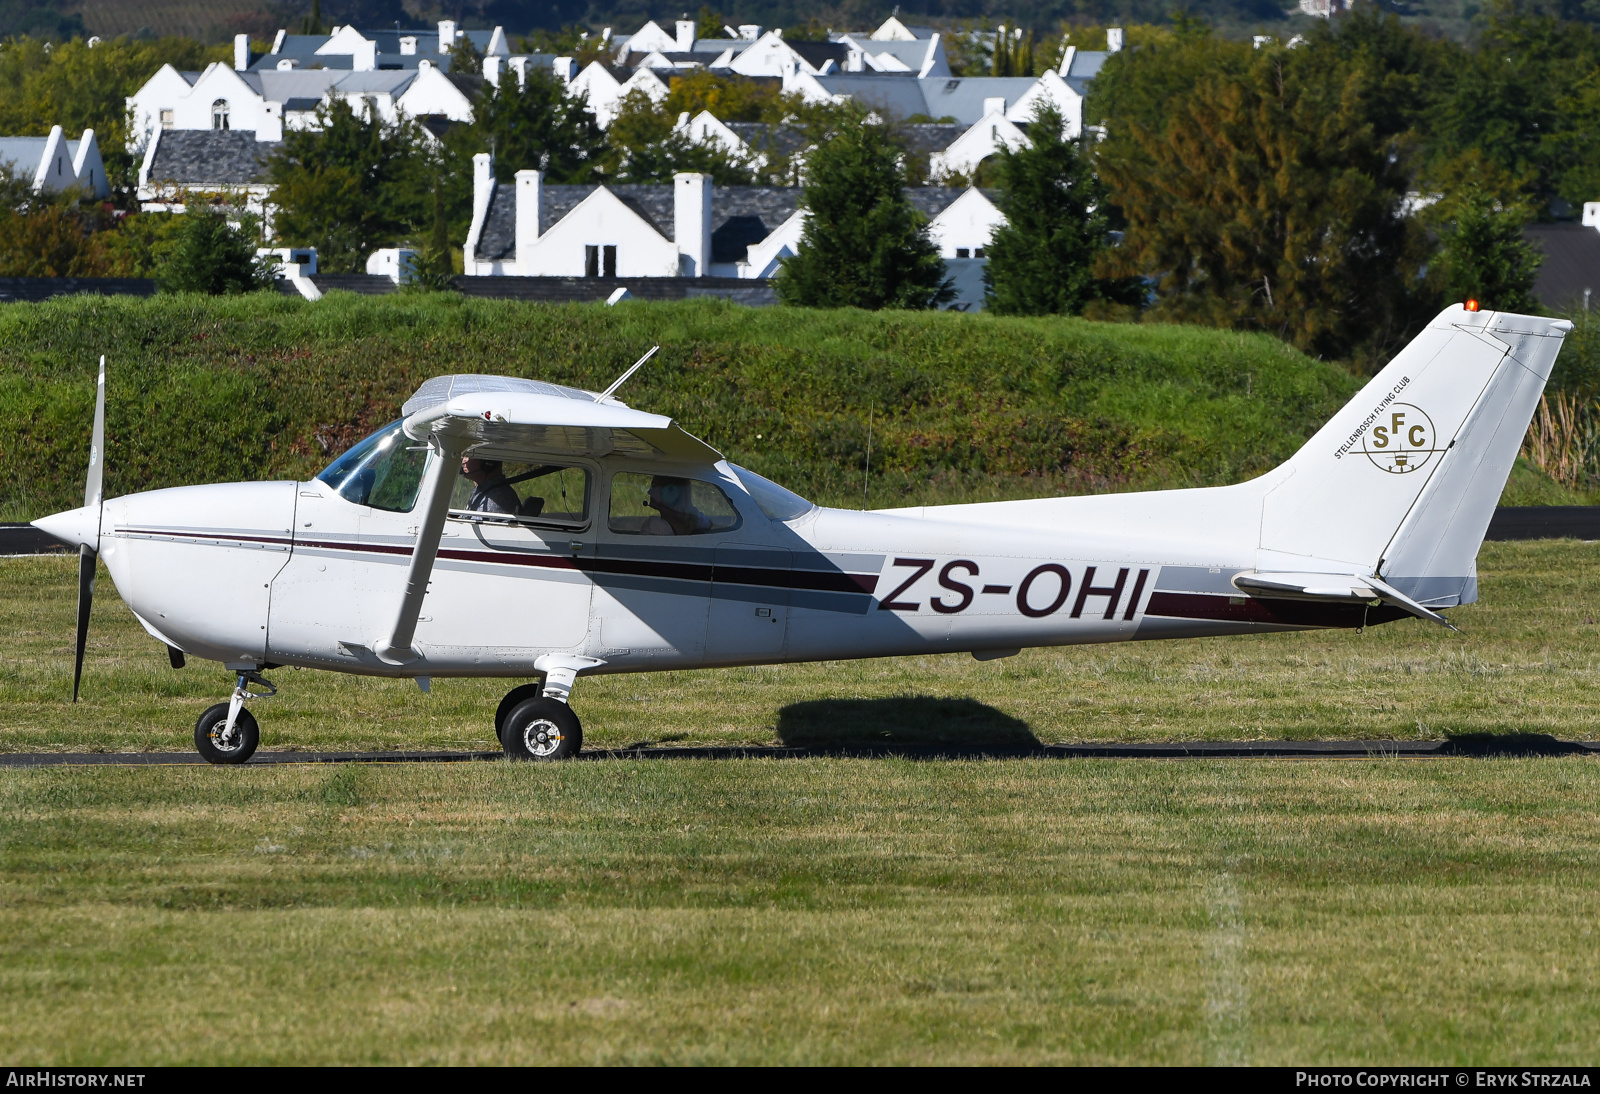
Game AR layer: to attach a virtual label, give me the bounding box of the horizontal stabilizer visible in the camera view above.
[1232,570,1454,629]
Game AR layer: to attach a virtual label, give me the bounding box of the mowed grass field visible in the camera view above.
[2,543,1599,1064]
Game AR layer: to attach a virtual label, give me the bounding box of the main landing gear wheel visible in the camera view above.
[501,697,582,761]
[194,703,260,765]
[494,682,546,743]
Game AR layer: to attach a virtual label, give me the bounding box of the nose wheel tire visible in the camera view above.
[194,703,260,765]
[501,697,582,761]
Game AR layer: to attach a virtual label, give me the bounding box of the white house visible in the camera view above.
[928,112,1031,180]
[0,126,110,198]
[835,32,951,76]
[462,153,1005,307]
[127,59,478,151]
[567,62,669,128]
[136,129,275,220]
[727,30,850,77]
[243,21,509,73]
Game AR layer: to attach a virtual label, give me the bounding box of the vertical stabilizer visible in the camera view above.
[1254,306,1569,606]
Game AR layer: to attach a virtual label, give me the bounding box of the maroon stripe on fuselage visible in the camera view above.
[1145,591,1409,629]
[115,528,877,595]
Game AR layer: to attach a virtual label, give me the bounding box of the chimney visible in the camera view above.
[483,55,502,86]
[674,172,711,277]
[676,18,695,50]
[234,33,250,70]
[258,100,283,141]
[515,170,542,274]
[508,56,528,86]
[983,96,1006,116]
[438,19,457,53]
[1106,27,1124,52]
[553,56,576,83]
[738,24,761,39]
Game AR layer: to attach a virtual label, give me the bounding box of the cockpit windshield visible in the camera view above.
[728,464,815,521]
[316,420,431,512]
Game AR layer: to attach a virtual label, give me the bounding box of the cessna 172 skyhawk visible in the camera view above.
[32,304,1571,763]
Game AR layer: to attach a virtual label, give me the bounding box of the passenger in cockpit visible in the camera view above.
[644,476,711,536]
[462,457,521,515]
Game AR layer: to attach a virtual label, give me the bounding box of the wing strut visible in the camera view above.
[374,434,467,666]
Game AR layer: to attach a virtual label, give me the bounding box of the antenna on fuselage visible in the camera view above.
[597,345,660,404]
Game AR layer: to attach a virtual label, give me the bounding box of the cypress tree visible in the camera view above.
[776,123,951,310]
[985,105,1112,316]
[1436,187,1542,312]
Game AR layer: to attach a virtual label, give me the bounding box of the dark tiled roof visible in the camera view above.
[1526,224,1600,310]
[541,184,598,233]
[606,184,675,237]
[898,123,965,155]
[724,123,810,158]
[711,186,802,262]
[788,40,849,68]
[476,183,515,261]
[147,130,276,185]
[905,187,965,219]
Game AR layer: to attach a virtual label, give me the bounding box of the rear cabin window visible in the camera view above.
[608,473,742,536]
[449,459,590,525]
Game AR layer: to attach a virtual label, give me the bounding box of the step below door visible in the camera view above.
[708,545,790,659]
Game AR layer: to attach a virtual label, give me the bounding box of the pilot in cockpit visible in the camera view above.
[461,457,521,515]
[643,476,712,536]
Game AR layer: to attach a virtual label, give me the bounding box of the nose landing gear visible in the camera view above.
[194,670,275,764]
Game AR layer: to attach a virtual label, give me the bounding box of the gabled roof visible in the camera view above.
[1526,224,1600,310]
[899,123,966,155]
[905,187,968,219]
[331,70,417,94]
[920,77,1046,124]
[724,123,811,158]
[0,136,50,176]
[711,187,801,262]
[787,40,849,69]
[146,130,276,185]
[808,73,931,120]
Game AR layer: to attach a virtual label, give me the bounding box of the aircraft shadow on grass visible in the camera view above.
[774,696,1042,753]
[1440,733,1591,757]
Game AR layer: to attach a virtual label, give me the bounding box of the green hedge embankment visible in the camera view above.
[0,291,1473,520]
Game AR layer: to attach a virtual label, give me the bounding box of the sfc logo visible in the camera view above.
[1363,404,1437,474]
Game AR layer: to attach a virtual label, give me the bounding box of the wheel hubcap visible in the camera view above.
[521,718,563,757]
[211,719,240,751]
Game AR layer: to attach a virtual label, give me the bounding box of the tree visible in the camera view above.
[602,89,755,184]
[475,66,606,183]
[446,28,483,74]
[1435,187,1542,312]
[266,100,433,272]
[159,211,270,294]
[694,6,729,40]
[777,122,952,310]
[985,106,1120,316]
[1094,20,1435,359]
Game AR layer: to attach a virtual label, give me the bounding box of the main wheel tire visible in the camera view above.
[501,697,581,761]
[194,703,260,765]
[494,681,546,743]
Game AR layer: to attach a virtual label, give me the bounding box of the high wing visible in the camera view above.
[400,374,720,464]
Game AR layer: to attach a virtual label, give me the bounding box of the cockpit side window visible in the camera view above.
[608,472,742,536]
[315,420,431,513]
[449,460,590,526]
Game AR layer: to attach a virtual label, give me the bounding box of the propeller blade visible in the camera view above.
[72,356,106,703]
[72,544,95,703]
[85,355,105,510]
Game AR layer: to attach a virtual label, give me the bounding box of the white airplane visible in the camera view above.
[32,305,1570,764]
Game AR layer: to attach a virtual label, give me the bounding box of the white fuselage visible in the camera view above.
[95,456,1392,680]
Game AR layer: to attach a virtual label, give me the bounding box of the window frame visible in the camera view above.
[604,468,745,538]
[445,456,596,533]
